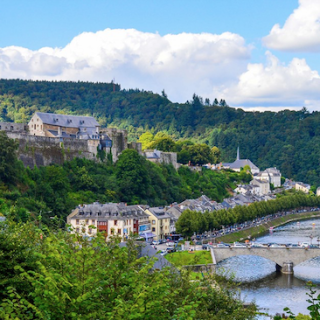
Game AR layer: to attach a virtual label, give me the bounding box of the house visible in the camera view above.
[28,112,100,139]
[144,207,171,240]
[250,179,270,196]
[255,167,281,187]
[67,202,150,239]
[317,187,320,196]
[294,182,310,194]
[222,147,260,174]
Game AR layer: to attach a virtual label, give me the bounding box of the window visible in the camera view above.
[114,220,117,226]
[118,229,121,235]
[91,219,95,225]
[86,219,89,225]
[152,220,156,225]
[76,228,80,233]
[88,228,92,235]
[76,219,79,225]
[152,227,156,232]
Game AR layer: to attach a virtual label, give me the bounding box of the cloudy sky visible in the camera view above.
[1,0,320,111]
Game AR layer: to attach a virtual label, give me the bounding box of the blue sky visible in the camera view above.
[1,0,320,111]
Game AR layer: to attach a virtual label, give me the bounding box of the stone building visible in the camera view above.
[28,112,100,139]
[144,149,179,169]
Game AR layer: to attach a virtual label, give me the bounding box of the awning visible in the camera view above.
[139,232,156,238]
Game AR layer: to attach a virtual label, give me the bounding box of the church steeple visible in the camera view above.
[236,146,240,160]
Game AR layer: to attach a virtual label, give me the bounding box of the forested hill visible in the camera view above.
[1,78,320,186]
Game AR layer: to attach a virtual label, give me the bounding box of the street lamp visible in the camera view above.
[309,235,314,246]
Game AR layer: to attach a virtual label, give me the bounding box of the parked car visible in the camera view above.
[250,242,265,248]
[286,243,300,248]
[217,243,230,248]
[232,242,247,248]
[268,243,283,248]
[166,241,175,246]
[152,240,160,245]
[166,247,175,253]
[202,244,208,250]
[299,242,310,248]
[160,250,167,256]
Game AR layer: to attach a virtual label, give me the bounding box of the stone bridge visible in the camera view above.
[211,247,320,274]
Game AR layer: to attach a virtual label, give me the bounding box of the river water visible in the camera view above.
[216,218,320,318]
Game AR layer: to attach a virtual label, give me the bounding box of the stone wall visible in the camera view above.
[0,122,28,132]
[7,133,97,168]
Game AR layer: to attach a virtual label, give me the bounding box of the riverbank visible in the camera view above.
[217,211,320,243]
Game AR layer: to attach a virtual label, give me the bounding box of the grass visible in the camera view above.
[165,250,212,267]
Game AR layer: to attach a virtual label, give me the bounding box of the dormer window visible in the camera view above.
[67,119,72,123]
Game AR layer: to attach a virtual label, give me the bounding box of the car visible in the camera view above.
[166,241,175,246]
[217,243,230,248]
[160,250,167,256]
[299,242,310,248]
[152,240,160,245]
[202,244,209,250]
[250,242,265,248]
[268,243,283,248]
[166,247,175,253]
[286,243,300,248]
[195,241,202,245]
[232,242,247,248]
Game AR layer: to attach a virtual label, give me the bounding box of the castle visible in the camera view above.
[0,112,142,168]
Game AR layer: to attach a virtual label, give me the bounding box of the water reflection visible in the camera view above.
[217,218,320,316]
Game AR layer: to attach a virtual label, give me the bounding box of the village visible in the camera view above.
[0,111,316,242]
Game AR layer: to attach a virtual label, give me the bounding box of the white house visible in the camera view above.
[250,179,270,196]
[255,167,281,187]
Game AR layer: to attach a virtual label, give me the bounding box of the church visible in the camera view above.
[222,147,260,174]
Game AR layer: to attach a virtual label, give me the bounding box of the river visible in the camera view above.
[216,217,320,318]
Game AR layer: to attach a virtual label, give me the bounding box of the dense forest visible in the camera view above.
[0,132,250,223]
[0,79,320,185]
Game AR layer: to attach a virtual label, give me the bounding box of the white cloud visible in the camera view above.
[218,51,320,111]
[0,28,250,102]
[263,0,320,52]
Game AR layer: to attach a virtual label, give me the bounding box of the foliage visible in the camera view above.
[0,131,245,223]
[0,220,257,320]
[176,193,320,236]
[0,131,21,185]
[2,79,320,186]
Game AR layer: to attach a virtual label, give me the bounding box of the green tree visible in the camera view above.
[211,146,221,164]
[0,131,21,185]
[116,149,150,202]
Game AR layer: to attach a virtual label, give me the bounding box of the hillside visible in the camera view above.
[1,79,320,186]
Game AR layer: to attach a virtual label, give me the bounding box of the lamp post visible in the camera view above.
[309,235,314,246]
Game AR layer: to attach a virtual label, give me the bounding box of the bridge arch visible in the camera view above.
[211,247,320,273]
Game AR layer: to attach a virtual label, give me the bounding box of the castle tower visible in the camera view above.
[236,146,240,161]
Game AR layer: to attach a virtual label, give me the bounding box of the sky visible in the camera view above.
[1,0,320,111]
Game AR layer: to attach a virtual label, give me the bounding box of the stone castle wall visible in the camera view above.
[7,133,97,168]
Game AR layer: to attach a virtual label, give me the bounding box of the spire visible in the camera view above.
[236,146,240,160]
